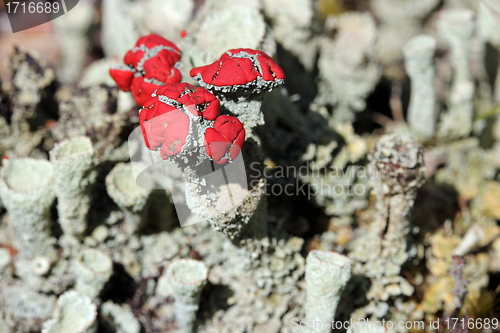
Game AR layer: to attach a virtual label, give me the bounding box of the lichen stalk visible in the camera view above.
[73,248,113,299]
[478,0,500,103]
[190,48,285,133]
[404,35,437,139]
[53,0,94,83]
[316,12,380,123]
[0,158,56,260]
[100,301,141,333]
[0,248,11,278]
[437,9,476,138]
[219,93,265,133]
[439,81,475,138]
[437,8,475,89]
[372,0,440,64]
[41,291,97,333]
[368,134,425,277]
[105,163,151,233]
[50,136,95,239]
[9,49,56,146]
[304,250,352,330]
[181,139,268,241]
[101,0,138,59]
[165,259,208,333]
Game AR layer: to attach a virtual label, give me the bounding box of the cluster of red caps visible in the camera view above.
[109,34,182,106]
[110,34,284,165]
[140,82,244,164]
[190,48,285,90]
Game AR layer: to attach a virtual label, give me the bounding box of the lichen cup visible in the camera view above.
[41,290,97,333]
[0,158,56,259]
[165,259,208,333]
[50,136,95,239]
[304,250,352,331]
[74,248,113,298]
[106,163,151,233]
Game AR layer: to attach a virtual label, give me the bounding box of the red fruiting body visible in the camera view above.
[190,48,285,87]
[178,88,219,120]
[126,41,254,164]
[140,90,244,164]
[131,77,161,107]
[109,34,182,106]
[109,68,135,91]
[180,30,187,38]
[155,83,220,120]
[143,54,182,84]
[140,99,177,149]
[124,49,145,70]
[140,102,190,159]
[204,115,245,164]
[159,109,190,159]
[156,48,181,67]
[135,34,181,52]
[139,83,221,161]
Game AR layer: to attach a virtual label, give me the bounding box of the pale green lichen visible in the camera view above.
[316,12,380,123]
[478,0,500,102]
[350,134,425,279]
[0,248,11,276]
[0,281,57,332]
[165,259,208,333]
[0,158,56,260]
[50,136,95,239]
[263,0,316,71]
[2,1,500,332]
[41,291,97,333]
[100,301,141,333]
[106,162,151,233]
[53,0,94,83]
[372,0,440,64]
[437,8,476,138]
[187,0,268,66]
[404,35,437,139]
[74,248,113,298]
[304,250,352,330]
